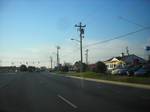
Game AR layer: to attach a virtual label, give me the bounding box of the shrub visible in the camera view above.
[20,65,28,72]
[95,61,107,73]
[61,66,69,72]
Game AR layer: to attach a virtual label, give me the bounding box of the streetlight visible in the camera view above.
[70,38,80,43]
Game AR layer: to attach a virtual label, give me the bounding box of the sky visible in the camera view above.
[0,0,150,67]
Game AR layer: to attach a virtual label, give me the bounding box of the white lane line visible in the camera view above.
[57,95,77,109]
[7,73,16,74]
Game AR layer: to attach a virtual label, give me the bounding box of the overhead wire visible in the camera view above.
[84,27,150,49]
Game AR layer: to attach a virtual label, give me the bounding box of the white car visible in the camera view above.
[111,68,128,75]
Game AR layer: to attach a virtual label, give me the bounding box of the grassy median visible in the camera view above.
[61,71,150,85]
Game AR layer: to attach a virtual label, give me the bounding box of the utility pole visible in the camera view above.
[126,46,129,56]
[75,22,86,72]
[50,56,53,69]
[56,46,60,70]
[85,49,89,64]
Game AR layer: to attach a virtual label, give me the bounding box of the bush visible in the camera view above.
[82,63,88,72]
[61,66,69,72]
[28,66,35,72]
[20,65,28,72]
[74,61,88,72]
[95,61,107,73]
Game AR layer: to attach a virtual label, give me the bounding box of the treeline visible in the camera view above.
[54,61,107,73]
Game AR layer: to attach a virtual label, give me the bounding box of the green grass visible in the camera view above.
[64,71,150,85]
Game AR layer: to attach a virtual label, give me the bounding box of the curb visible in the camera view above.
[66,75,150,90]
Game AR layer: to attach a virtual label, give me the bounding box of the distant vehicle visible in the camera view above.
[134,67,150,76]
[111,68,121,75]
[117,68,128,75]
[40,66,47,72]
[111,65,132,75]
[15,69,18,72]
[28,66,35,72]
[126,65,141,76]
[35,68,40,72]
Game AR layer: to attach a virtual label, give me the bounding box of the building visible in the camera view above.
[88,64,96,71]
[104,54,146,71]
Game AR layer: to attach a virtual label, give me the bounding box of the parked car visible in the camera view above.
[126,65,141,76]
[111,69,120,75]
[134,67,150,76]
[117,68,128,75]
[112,65,132,75]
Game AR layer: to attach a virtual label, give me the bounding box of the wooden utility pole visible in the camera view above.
[75,22,86,72]
[126,46,129,56]
[56,46,60,70]
[50,56,53,69]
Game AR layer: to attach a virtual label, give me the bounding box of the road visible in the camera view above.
[0,72,150,112]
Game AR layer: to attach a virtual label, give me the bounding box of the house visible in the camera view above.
[104,54,146,71]
[88,64,96,71]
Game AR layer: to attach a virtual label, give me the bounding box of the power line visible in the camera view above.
[63,27,150,61]
[84,27,150,48]
[118,16,145,28]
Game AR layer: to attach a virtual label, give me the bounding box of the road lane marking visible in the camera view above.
[57,95,77,109]
[7,73,16,74]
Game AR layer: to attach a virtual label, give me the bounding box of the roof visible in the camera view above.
[104,56,121,62]
[104,54,146,63]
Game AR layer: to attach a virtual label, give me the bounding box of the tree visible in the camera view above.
[28,66,35,72]
[74,61,87,72]
[82,63,88,72]
[61,66,69,72]
[20,64,27,72]
[74,61,80,72]
[95,61,107,73]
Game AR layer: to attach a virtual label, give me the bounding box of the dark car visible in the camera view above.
[134,67,150,76]
[112,65,133,75]
[126,65,141,76]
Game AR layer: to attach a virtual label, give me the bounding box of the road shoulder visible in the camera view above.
[65,75,150,90]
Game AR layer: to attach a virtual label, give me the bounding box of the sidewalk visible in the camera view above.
[66,75,150,90]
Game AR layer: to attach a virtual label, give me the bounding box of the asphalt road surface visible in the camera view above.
[0,72,150,112]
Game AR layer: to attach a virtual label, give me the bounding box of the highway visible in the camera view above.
[0,72,150,112]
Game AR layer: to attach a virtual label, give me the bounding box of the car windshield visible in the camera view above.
[0,0,150,112]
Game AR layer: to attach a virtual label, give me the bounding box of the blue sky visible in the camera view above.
[0,0,150,67]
